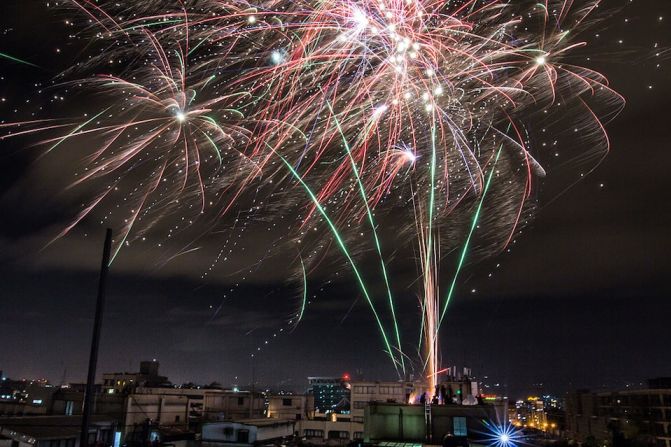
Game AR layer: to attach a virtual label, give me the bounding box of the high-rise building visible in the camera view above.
[510,396,549,429]
[308,376,351,414]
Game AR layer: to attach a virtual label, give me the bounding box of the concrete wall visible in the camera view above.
[350,381,411,422]
[297,418,364,445]
[202,420,295,444]
[267,395,306,420]
[364,403,424,442]
[203,393,265,421]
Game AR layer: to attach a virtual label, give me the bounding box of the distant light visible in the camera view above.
[535,55,547,65]
[404,150,416,163]
[175,112,186,122]
[248,15,257,24]
[499,434,510,444]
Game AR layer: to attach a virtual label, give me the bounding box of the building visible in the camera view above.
[511,396,548,429]
[508,395,562,434]
[268,378,413,444]
[268,375,504,445]
[203,390,266,421]
[50,385,266,444]
[297,413,363,445]
[267,389,362,444]
[102,361,169,394]
[308,377,351,415]
[267,394,308,420]
[0,378,58,417]
[364,400,508,444]
[566,379,671,447]
[350,381,414,423]
[0,416,114,447]
[202,419,295,446]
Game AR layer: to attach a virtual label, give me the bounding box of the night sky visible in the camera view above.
[1,0,670,399]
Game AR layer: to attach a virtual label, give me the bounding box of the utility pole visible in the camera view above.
[249,354,256,418]
[80,229,113,447]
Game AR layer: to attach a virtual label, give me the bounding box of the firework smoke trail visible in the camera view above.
[2,0,624,383]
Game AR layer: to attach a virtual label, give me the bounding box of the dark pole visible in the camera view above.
[80,228,113,447]
[249,355,255,418]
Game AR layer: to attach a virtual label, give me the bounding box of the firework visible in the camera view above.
[2,0,624,388]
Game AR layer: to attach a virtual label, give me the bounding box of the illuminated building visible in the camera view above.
[308,376,351,414]
[509,396,558,431]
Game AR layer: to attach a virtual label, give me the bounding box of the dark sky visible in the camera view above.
[1,0,670,399]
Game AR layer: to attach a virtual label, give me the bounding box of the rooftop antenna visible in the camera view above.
[60,367,67,387]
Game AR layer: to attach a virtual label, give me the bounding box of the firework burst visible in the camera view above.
[2,0,624,386]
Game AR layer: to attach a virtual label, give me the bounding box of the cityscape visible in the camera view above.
[1,1,669,447]
[1,363,670,447]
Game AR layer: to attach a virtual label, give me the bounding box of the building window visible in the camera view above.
[283,398,292,406]
[453,417,467,436]
[65,400,74,416]
[354,432,364,440]
[237,397,245,406]
[328,431,350,439]
[224,427,234,437]
[353,401,368,409]
[353,416,364,423]
[304,429,324,438]
[175,415,180,423]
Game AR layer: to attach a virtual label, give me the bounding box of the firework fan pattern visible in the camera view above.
[1,0,624,390]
